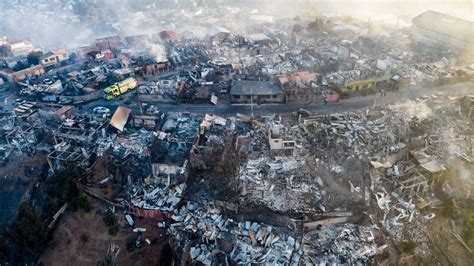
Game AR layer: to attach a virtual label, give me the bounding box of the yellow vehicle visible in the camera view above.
[104,78,138,100]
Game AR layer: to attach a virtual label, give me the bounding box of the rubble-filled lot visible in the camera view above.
[0,2,473,264]
[0,91,471,264]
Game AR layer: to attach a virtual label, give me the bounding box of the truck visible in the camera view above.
[104,77,138,100]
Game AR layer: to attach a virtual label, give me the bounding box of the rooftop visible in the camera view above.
[413,10,474,43]
[230,80,283,95]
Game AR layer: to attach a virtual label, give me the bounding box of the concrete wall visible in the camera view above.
[138,94,176,103]
[58,90,102,103]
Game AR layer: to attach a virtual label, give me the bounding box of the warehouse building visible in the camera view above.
[411,10,474,50]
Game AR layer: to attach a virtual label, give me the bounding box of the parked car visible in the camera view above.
[13,98,26,105]
[58,98,73,105]
[43,78,54,85]
[93,106,110,114]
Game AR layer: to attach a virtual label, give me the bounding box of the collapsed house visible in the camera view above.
[52,115,106,145]
[190,113,230,170]
[1,7,472,265]
[278,71,320,103]
[149,112,200,185]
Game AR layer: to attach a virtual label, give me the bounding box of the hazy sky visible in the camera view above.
[292,0,474,21]
[0,0,472,48]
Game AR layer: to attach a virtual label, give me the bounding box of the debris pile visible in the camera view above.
[303,224,385,264]
[169,203,301,265]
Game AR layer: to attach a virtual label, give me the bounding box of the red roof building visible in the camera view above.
[159,30,180,41]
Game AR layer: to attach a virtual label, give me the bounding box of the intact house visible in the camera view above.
[230,80,285,104]
[9,40,34,56]
[40,50,69,70]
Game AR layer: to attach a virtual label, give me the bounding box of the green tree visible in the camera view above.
[12,61,28,71]
[80,233,89,243]
[103,209,118,236]
[0,230,9,263]
[77,195,91,212]
[43,167,81,216]
[27,51,43,66]
[103,209,116,227]
[464,211,474,250]
[8,202,47,260]
[395,241,417,254]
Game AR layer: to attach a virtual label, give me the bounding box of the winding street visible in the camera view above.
[81,82,472,117]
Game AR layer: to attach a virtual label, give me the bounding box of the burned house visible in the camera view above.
[5,124,40,155]
[207,26,231,42]
[4,54,27,69]
[138,80,178,103]
[144,58,170,76]
[331,24,368,42]
[268,125,296,156]
[278,71,320,103]
[230,80,285,104]
[47,142,90,173]
[10,65,45,81]
[125,34,150,49]
[190,113,229,170]
[247,33,275,56]
[52,105,75,121]
[113,68,135,80]
[159,30,180,42]
[53,116,106,145]
[95,36,123,52]
[12,101,38,119]
[150,112,200,185]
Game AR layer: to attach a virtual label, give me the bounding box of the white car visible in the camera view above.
[93,106,110,114]
[13,98,27,105]
[43,78,54,85]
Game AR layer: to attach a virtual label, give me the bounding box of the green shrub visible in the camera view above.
[108,225,118,236]
[9,203,47,260]
[80,234,89,243]
[126,239,136,253]
[395,241,417,254]
[463,211,474,250]
[77,195,91,212]
[103,210,116,227]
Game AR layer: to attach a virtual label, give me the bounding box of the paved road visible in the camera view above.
[81,82,472,117]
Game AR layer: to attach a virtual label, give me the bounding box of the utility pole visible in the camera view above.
[372,90,378,108]
[251,86,254,118]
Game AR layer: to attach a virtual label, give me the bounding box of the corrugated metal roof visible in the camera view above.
[110,106,132,131]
